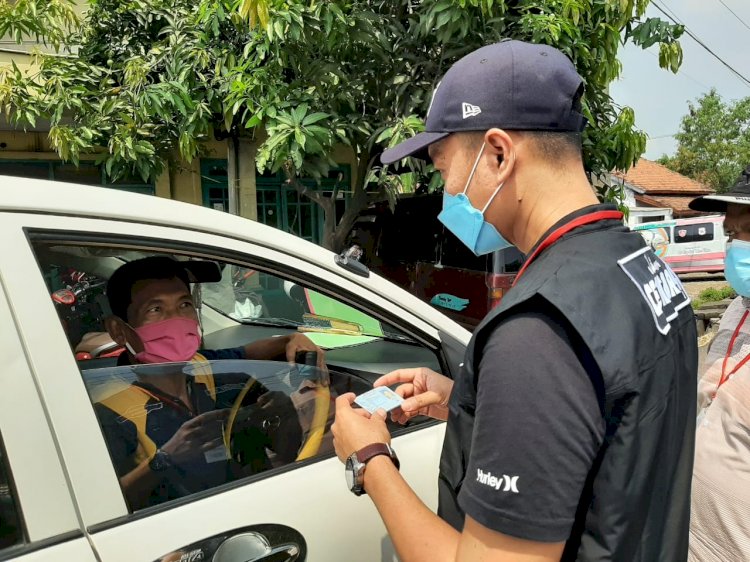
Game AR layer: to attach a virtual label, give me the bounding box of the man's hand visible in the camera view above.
[243,333,325,369]
[332,393,391,462]
[160,409,228,466]
[374,368,454,423]
[284,333,326,369]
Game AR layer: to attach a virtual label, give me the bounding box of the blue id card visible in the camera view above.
[354,386,404,414]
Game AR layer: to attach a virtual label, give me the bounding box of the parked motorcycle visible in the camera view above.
[50,269,124,361]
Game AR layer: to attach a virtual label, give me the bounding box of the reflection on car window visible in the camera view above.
[86,359,365,511]
[203,265,415,343]
[0,437,23,551]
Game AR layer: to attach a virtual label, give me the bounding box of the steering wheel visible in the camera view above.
[224,363,331,463]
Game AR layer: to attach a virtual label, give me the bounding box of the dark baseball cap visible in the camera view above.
[381,40,586,164]
[107,256,221,320]
[689,165,750,213]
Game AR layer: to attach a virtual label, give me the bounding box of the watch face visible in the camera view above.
[150,450,171,472]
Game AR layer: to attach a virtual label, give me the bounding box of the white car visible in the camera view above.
[0,177,470,562]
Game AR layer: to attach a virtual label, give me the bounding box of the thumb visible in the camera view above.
[285,343,298,365]
[372,408,387,421]
[335,392,356,413]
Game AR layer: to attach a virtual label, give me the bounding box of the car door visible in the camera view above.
[0,269,98,561]
[0,210,468,562]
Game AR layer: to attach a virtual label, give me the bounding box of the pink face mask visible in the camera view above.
[127,317,201,364]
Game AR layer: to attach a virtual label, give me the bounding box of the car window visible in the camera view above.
[84,358,361,511]
[0,437,24,551]
[674,222,713,243]
[30,240,443,514]
[202,264,414,343]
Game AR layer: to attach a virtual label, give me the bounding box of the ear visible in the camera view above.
[104,316,131,346]
[483,129,516,183]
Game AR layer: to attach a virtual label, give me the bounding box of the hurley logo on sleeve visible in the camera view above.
[476,468,519,493]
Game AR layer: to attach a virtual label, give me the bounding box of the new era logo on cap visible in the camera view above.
[462,102,482,119]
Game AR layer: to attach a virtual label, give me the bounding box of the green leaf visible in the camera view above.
[302,112,328,126]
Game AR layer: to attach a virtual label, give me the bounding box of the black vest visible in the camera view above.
[438,208,697,561]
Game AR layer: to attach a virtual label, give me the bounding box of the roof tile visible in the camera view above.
[614,159,713,195]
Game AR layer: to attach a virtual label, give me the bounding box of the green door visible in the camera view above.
[256,167,350,245]
[200,159,230,212]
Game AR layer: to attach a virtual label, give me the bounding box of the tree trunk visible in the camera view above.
[227,135,240,215]
[283,156,386,253]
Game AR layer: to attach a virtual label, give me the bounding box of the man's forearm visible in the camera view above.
[364,455,460,562]
[120,460,162,509]
[243,335,289,360]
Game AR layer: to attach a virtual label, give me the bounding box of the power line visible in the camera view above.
[651,0,750,89]
[648,134,677,140]
[716,0,750,32]
[658,0,684,24]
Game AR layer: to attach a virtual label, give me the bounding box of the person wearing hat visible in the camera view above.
[688,168,750,561]
[96,256,322,509]
[331,40,697,562]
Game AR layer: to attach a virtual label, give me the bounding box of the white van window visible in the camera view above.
[674,223,714,244]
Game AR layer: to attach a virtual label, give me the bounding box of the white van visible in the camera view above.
[633,215,726,274]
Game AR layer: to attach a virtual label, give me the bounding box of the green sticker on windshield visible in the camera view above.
[302,333,378,349]
[305,290,384,336]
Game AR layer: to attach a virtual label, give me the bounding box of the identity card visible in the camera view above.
[354,386,404,414]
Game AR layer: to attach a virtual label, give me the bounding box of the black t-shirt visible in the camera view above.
[457,298,606,542]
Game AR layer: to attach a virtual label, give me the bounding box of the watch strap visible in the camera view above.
[356,443,399,470]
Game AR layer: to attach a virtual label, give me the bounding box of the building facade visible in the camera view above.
[0,14,358,246]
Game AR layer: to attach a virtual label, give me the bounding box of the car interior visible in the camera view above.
[28,238,447,509]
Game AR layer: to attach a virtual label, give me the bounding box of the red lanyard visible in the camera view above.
[716,310,750,396]
[512,210,624,286]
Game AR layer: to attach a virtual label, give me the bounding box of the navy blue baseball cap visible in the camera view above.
[381,40,587,165]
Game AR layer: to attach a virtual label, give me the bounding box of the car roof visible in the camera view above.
[1,176,472,339]
[0,175,330,260]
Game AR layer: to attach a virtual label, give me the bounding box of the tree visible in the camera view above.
[0,0,79,50]
[659,89,750,192]
[0,0,684,251]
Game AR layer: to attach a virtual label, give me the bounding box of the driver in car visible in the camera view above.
[95,256,324,510]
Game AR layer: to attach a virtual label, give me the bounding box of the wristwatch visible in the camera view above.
[148,449,173,472]
[345,443,399,496]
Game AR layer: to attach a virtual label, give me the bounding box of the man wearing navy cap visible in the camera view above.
[332,40,697,561]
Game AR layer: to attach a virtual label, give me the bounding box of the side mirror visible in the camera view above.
[335,245,369,278]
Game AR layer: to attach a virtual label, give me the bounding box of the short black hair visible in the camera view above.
[459,130,583,163]
[107,256,191,322]
[523,130,583,162]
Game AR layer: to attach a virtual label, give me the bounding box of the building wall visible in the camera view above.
[0,12,362,237]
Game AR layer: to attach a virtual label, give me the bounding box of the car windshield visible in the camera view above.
[201,264,414,342]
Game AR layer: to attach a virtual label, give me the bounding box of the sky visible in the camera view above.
[610,0,750,160]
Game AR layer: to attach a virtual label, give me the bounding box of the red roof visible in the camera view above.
[635,194,705,217]
[614,159,712,195]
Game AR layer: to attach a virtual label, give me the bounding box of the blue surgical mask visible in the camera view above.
[725,239,750,296]
[437,143,514,256]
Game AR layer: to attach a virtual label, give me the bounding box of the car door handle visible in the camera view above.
[155,524,306,562]
[213,531,301,562]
